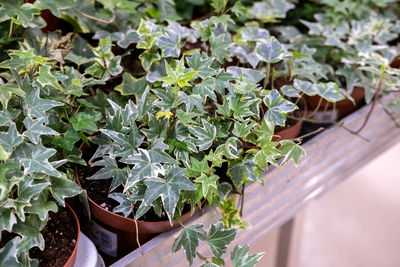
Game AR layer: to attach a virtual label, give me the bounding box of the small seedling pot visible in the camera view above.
[305,87,365,120]
[75,169,202,259]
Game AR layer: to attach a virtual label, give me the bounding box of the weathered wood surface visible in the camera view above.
[111,97,400,267]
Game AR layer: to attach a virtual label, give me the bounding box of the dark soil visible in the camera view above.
[29,206,78,267]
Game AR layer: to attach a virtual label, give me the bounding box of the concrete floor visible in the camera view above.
[297,141,400,267]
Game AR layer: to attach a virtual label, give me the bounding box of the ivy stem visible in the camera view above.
[306,97,323,119]
[239,183,245,217]
[263,63,271,90]
[197,252,210,263]
[174,83,179,110]
[287,127,325,143]
[73,7,116,24]
[8,20,13,38]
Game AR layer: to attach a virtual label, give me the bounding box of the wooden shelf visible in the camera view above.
[111,96,400,267]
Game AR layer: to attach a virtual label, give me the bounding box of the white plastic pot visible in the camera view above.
[74,232,105,267]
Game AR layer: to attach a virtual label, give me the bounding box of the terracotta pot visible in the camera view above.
[305,87,365,120]
[273,97,307,141]
[64,204,81,267]
[75,168,201,258]
[391,54,400,68]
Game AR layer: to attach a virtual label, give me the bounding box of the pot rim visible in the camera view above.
[63,203,80,267]
[75,165,201,225]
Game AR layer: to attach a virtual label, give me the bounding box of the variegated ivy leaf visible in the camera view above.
[0,208,17,232]
[34,0,76,17]
[159,59,199,88]
[210,0,228,12]
[24,192,58,221]
[0,236,21,266]
[226,66,264,83]
[0,81,25,109]
[144,168,196,224]
[49,175,81,206]
[293,79,317,96]
[117,28,140,49]
[109,189,146,218]
[153,87,176,110]
[14,143,61,177]
[257,38,285,63]
[281,85,301,98]
[36,65,63,91]
[278,140,306,167]
[157,30,181,58]
[0,1,39,27]
[139,50,161,72]
[228,156,262,188]
[0,123,23,154]
[315,82,345,102]
[206,221,237,258]
[231,45,261,68]
[12,214,46,252]
[247,0,294,22]
[231,244,264,267]
[188,119,217,151]
[263,89,297,127]
[89,156,130,192]
[100,123,144,158]
[17,178,50,204]
[254,141,280,171]
[141,114,169,142]
[193,77,217,102]
[178,91,204,113]
[115,72,148,99]
[0,109,20,127]
[23,88,63,120]
[122,147,176,191]
[23,117,59,145]
[229,94,260,121]
[172,224,206,265]
[210,34,232,63]
[194,173,219,202]
[186,51,218,79]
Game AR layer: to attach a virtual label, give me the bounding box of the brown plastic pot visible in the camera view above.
[64,204,81,267]
[391,54,400,68]
[305,87,365,120]
[273,97,308,141]
[75,168,201,258]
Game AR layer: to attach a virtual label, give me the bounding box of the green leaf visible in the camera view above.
[194,173,218,201]
[159,59,198,88]
[211,0,228,12]
[122,147,175,190]
[36,65,63,91]
[210,34,231,63]
[24,195,57,221]
[254,142,280,170]
[17,178,50,203]
[178,92,204,113]
[193,77,217,102]
[12,214,46,252]
[24,88,63,119]
[263,89,297,127]
[0,236,21,267]
[205,150,226,168]
[157,30,180,58]
[52,128,80,151]
[144,168,196,224]
[115,73,148,97]
[229,94,259,121]
[293,79,318,96]
[0,145,11,160]
[172,224,206,265]
[232,1,247,17]
[0,1,39,27]
[0,123,23,154]
[278,140,306,167]
[228,157,262,188]
[23,117,59,145]
[188,119,217,151]
[218,194,249,229]
[0,109,20,127]
[0,82,25,109]
[100,124,144,157]
[49,175,82,206]
[117,28,140,49]
[315,82,345,102]
[206,222,237,257]
[70,112,98,133]
[232,119,257,138]
[89,156,130,191]
[0,208,17,232]
[257,38,284,63]
[231,245,264,267]
[34,0,76,17]
[186,51,217,79]
[16,143,61,177]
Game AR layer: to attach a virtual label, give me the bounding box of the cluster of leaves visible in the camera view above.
[0,47,86,264]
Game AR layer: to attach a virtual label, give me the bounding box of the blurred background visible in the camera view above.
[250,141,400,267]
